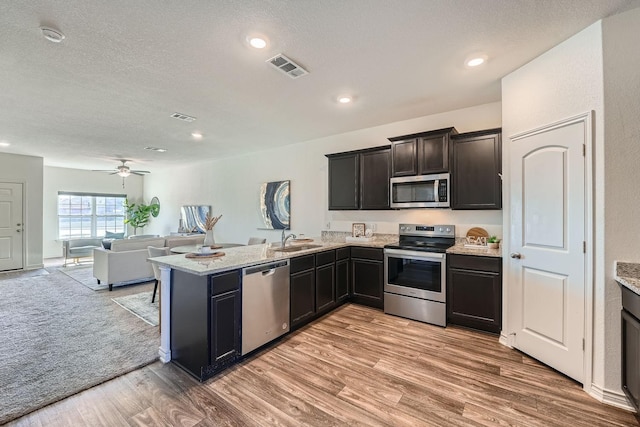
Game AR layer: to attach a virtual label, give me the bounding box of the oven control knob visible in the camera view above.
[438,227,444,232]
[446,228,451,232]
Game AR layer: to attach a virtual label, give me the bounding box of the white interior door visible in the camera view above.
[509,117,587,383]
[0,182,24,271]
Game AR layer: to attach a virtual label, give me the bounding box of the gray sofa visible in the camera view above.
[93,234,205,290]
[62,238,103,266]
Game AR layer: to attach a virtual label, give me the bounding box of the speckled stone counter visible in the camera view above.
[446,240,502,258]
[615,261,640,295]
[149,234,398,276]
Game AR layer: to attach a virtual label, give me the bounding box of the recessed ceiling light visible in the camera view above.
[465,54,488,68]
[191,132,203,140]
[40,27,65,43]
[249,37,267,49]
[0,141,10,147]
[337,96,353,104]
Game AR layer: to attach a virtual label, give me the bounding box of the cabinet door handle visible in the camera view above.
[510,252,522,259]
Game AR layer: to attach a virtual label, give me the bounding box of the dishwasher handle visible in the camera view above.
[243,260,289,276]
[262,268,276,277]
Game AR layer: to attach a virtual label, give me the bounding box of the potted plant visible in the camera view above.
[487,235,501,249]
[124,199,153,235]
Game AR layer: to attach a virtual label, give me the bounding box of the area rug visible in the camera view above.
[112,291,159,326]
[58,264,154,291]
[0,271,159,424]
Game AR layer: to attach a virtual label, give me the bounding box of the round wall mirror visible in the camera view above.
[150,196,160,217]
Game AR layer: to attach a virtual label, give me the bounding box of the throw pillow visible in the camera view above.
[105,231,125,239]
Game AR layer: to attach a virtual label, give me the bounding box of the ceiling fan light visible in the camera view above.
[117,170,131,177]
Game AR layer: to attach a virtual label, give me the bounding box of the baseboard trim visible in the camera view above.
[499,332,514,348]
[589,383,636,412]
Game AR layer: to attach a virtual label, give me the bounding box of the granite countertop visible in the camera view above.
[151,231,508,275]
[149,234,395,276]
[615,261,640,295]
[446,240,503,258]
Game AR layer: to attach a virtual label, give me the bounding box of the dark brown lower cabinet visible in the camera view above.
[447,254,502,334]
[171,268,241,381]
[210,290,240,367]
[336,258,350,302]
[290,255,316,328]
[316,264,335,312]
[622,286,640,411]
[351,247,384,309]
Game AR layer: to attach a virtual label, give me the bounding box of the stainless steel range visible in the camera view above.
[384,224,455,327]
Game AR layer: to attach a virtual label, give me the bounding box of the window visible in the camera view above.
[58,192,126,239]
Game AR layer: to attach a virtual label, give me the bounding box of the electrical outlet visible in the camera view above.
[326,222,331,229]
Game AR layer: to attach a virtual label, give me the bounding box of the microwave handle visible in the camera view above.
[434,179,439,199]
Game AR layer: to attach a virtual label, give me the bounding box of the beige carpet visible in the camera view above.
[0,270,159,424]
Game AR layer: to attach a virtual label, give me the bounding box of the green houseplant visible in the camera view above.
[487,235,501,249]
[124,199,153,235]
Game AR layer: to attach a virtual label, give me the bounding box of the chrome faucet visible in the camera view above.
[281,229,296,248]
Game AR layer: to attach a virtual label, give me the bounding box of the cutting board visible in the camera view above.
[185,251,225,259]
[466,227,489,238]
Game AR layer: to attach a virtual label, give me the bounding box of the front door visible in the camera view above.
[509,115,587,383]
[0,182,24,271]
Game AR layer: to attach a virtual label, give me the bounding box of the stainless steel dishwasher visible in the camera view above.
[241,260,290,355]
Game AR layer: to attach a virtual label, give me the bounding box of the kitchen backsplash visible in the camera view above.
[321,231,399,244]
[325,220,502,239]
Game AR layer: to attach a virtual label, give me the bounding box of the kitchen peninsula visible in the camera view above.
[148,237,393,380]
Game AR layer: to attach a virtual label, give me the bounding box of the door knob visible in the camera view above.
[510,252,522,259]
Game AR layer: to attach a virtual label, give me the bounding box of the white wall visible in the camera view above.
[42,166,144,258]
[602,7,640,391]
[0,153,44,269]
[503,20,606,392]
[143,102,502,244]
[502,10,640,404]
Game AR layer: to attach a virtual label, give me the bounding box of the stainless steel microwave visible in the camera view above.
[389,173,450,208]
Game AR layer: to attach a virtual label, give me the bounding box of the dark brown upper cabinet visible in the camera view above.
[327,146,390,210]
[388,127,457,177]
[451,128,502,210]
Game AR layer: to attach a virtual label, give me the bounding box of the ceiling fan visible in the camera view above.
[93,160,150,187]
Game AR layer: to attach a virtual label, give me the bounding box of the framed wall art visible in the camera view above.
[352,222,365,237]
[259,180,290,230]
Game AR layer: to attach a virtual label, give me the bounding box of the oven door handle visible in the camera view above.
[384,248,445,260]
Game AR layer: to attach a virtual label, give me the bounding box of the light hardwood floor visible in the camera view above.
[8,303,638,426]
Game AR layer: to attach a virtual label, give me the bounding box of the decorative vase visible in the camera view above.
[203,230,215,246]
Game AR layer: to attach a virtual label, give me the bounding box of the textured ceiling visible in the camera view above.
[1,0,639,172]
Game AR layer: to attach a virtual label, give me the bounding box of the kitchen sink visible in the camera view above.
[272,244,323,252]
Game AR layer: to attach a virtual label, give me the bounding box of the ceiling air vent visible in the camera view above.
[170,112,196,122]
[266,53,309,79]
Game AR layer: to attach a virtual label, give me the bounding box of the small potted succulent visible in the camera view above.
[487,235,501,249]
